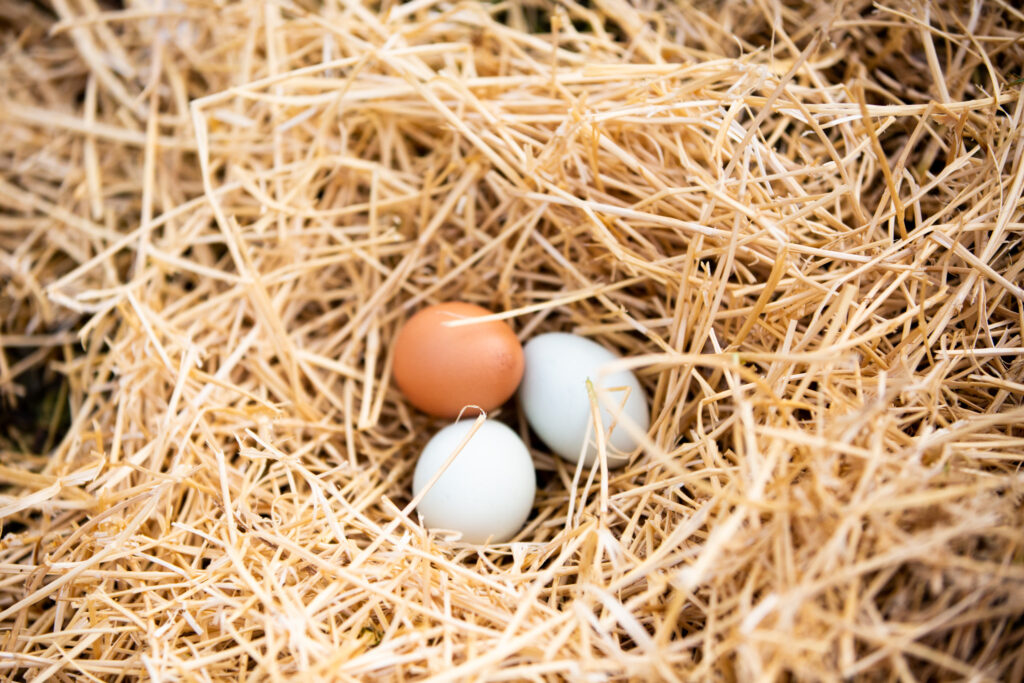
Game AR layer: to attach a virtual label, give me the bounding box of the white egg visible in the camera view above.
[412,419,536,544]
[519,333,649,467]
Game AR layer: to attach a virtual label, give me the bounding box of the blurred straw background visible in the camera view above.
[1,0,1023,679]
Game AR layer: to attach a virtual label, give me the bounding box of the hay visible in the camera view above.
[2,0,1023,679]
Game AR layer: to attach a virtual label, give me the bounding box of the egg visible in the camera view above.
[519,332,649,467]
[392,302,524,418]
[412,419,536,544]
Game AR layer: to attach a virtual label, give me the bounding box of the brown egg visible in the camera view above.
[392,302,524,418]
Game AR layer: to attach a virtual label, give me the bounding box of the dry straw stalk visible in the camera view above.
[1,0,1023,680]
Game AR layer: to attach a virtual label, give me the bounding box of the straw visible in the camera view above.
[1,0,1023,679]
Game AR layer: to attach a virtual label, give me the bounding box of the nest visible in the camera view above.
[2,0,1024,679]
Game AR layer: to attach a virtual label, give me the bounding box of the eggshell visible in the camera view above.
[519,333,649,467]
[392,302,524,418]
[413,419,536,544]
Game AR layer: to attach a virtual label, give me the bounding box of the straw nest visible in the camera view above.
[2,0,1023,680]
